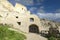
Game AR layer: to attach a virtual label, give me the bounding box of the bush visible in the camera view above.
[56,38,60,40]
[48,36,56,40]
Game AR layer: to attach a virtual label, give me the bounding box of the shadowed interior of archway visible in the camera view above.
[29,24,39,34]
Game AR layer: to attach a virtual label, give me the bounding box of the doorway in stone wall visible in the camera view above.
[29,24,39,34]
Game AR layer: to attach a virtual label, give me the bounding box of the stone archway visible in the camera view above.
[29,24,39,33]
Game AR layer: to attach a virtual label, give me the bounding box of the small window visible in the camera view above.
[17,22,21,25]
[30,18,34,22]
[16,16,18,18]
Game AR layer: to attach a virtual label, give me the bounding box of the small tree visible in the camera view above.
[48,26,59,38]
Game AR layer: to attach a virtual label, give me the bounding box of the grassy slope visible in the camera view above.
[0,24,26,40]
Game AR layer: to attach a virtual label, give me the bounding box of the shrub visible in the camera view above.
[48,36,56,40]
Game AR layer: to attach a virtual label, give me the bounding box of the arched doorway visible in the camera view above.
[29,24,39,34]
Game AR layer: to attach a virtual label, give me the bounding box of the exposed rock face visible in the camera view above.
[40,19,60,31]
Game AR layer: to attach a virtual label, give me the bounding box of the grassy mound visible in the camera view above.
[0,24,26,40]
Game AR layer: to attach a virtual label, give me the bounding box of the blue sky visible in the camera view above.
[8,0,60,22]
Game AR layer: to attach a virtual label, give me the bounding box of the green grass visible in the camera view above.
[48,36,56,40]
[0,24,26,40]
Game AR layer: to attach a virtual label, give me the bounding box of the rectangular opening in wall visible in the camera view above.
[17,22,21,25]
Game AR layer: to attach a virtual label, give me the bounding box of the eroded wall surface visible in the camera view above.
[0,0,44,33]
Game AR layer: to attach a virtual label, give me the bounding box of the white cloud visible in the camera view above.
[29,7,37,13]
[15,0,44,5]
[29,7,37,11]
[36,7,60,22]
[37,6,45,13]
[15,0,34,5]
[29,6,45,14]
[55,9,60,13]
[37,13,60,21]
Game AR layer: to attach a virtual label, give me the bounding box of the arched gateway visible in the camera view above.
[29,24,39,34]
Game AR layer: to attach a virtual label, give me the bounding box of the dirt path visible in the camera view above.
[26,33,47,40]
[8,28,47,40]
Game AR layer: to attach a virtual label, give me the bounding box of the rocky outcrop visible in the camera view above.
[40,19,60,31]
